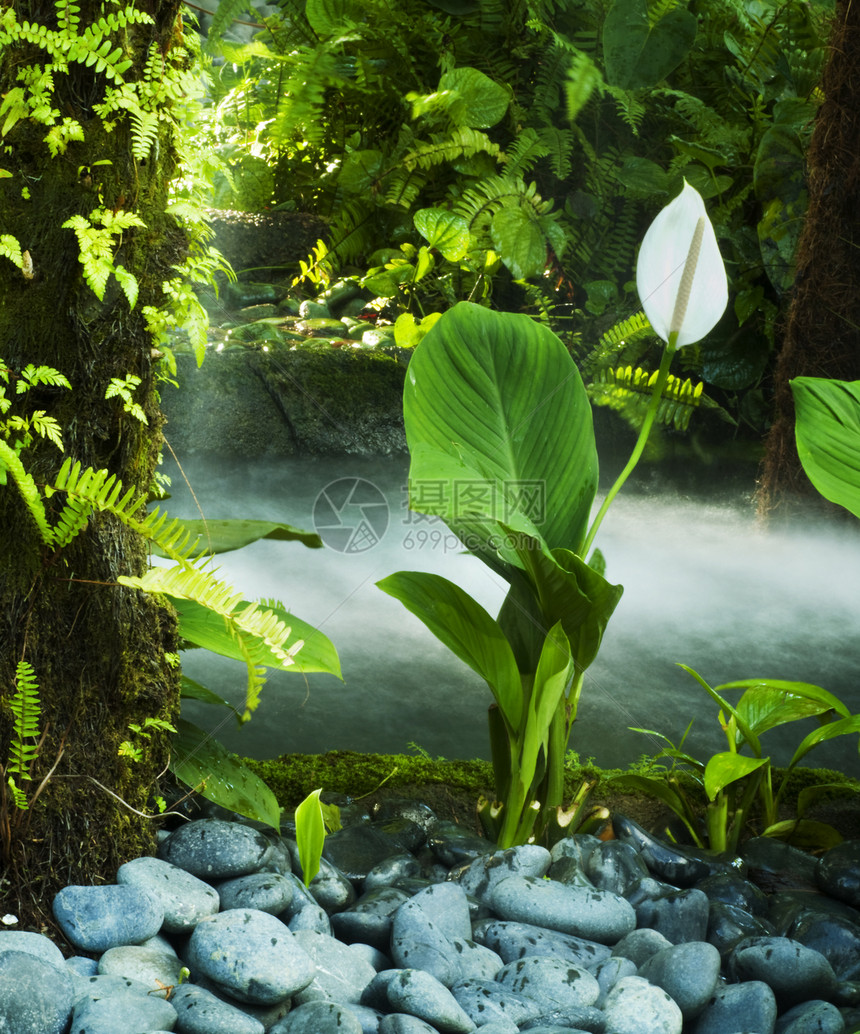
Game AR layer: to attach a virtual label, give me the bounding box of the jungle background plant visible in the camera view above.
[194,0,833,446]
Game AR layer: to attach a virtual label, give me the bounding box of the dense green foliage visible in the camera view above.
[195,0,832,436]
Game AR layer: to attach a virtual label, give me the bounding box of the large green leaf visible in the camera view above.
[720,678,851,742]
[438,67,510,129]
[703,752,769,801]
[403,302,598,560]
[170,718,281,830]
[603,0,697,89]
[376,569,523,729]
[174,596,342,679]
[414,208,471,262]
[152,518,322,557]
[491,207,547,280]
[787,715,860,770]
[792,377,860,520]
[295,788,326,885]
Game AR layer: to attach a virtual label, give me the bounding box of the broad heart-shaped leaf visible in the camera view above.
[174,596,342,679]
[438,66,510,129]
[792,377,860,520]
[170,718,281,830]
[720,678,851,742]
[152,518,322,557]
[414,208,471,262]
[703,752,769,802]
[404,302,598,560]
[603,0,697,89]
[376,569,523,729]
[491,207,547,281]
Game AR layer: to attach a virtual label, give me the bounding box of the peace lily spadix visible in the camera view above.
[582,182,728,555]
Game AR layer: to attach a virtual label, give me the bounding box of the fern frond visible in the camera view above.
[0,439,53,544]
[582,311,656,373]
[588,365,705,431]
[6,660,41,782]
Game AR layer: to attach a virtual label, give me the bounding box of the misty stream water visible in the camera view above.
[165,452,860,779]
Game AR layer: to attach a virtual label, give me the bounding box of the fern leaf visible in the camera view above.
[588,365,706,432]
[7,660,41,781]
[0,440,53,544]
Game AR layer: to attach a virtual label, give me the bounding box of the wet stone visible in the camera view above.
[690,980,777,1034]
[612,814,718,886]
[457,845,552,902]
[330,886,411,950]
[449,936,503,981]
[96,943,184,991]
[788,910,860,981]
[302,855,357,913]
[427,822,496,867]
[186,908,315,1005]
[391,898,461,986]
[495,955,600,1013]
[521,1003,605,1031]
[70,988,177,1034]
[602,974,683,1034]
[591,954,638,1007]
[638,940,722,1019]
[217,871,294,914]
[742,836,819,891]
[409,881,472,940]
[697,870,769,915]
[52,884,163,952]
[612,927,673,966]
[585,838,649,896]
[475,918,612,967]
[634,886,710,943]
[370,797,438,837]
[376,968,477,1033]
[159,818,272,879]
[775,999,845,1034]
[291,929,377,1004]
[270,999,364,1034]
[378,1015,443,1034]
[323,823,410,882]
[0,930,66,970]
[450,977,543,1027]
[706,899,775,956]
[117,855,220,933]
[489,875,636,944]
[0,951,74,1034]
[286,899,332,934]
[169,982,266,1034]
[817,840,860,908]
[364,852,422,891]
[726,935,838,1009]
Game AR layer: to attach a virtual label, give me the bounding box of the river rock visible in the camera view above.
[217,871,294,914]
[489,875,636,943]
[331,885,411,950]
[706,899,775,955]
[368,968,476,1033]
[408,881,472,940]
[70,988,178,1034]
[378,1016,444,1034]
[817,840,860,908]
[592,954,638,1006]
[427,822,496,867]
[458,845,552,902]
[186,908,315,1004]
[0,930,66,970]
[323,823,417,882]
[96,943,185,990]
[364,853,423,890]
[585,838,649,896]
[602,974,683,1034]
[475,918,612,968]
[690,979,777,1034]
[495,955,600,1012]
[450,978,542,1027]
[291,928,376,1004]
[390,901,461,987]
[637,940,722,1018]
[271,999,364,1033]
[726,935,838,1008]
[612,927,673,965]
[0,951,73,1034]
[697,870,769,915]
[787,909,860,980]
[169,982,266,1034]
[52,884,163,952]
[612,814,718,886]
[774,999,846,1034]
[117,855,220,932]
[634,886,710,943]
[159,817,272,878]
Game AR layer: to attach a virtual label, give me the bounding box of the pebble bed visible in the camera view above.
[3,798,860,1034]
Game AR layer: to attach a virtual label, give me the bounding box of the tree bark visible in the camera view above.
[0,0,185,932]
[757,0,860,516]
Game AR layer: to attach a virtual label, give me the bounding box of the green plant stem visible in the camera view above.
[581,332,679,558]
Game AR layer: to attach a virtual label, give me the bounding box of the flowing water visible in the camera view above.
[164,452,860,779]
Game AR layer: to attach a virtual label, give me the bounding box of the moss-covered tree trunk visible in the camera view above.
[0,0,186,930]
[757,0,860,515]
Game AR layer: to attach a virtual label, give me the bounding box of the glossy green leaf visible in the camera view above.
[792,377,860,520]
[174,596,342,678]
[761,819,843,850]
[491,207,546,280]
[414,208,471,261]
[679,664,762,756]
[720,678,851,742]
[787,715,860,770]
[152,518,322,557]
[439,66,510,128]
[703,752,768,801]
[179,674,241,719]
[376,569,523,729]
[295,787,326,885]
[518,623,573,780]
[603,0,697,89]
[170,718,281,830]
[403,302,598,560]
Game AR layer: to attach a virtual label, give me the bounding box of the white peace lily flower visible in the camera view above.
[636,180,728,347]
